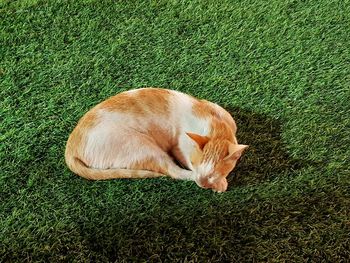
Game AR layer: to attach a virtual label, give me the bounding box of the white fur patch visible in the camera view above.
[196,161,214,178]
[169,92,211,170]
[84,110,163,169]
[208,176,215,184]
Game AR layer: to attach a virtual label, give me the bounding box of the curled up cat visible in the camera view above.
[65,88,248,192]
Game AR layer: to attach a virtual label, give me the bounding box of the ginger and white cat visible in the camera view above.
[65,88,248,192]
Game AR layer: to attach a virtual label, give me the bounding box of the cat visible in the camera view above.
[65,87,248,192]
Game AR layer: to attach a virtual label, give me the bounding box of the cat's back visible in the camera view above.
[72,88,195,135]
[76,87,234,131]
[95,87,184,116]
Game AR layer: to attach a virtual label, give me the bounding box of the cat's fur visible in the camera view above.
[65,88,248,192]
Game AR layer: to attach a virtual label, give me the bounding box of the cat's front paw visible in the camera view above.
[211,178,228,193]
[173,169,195,181]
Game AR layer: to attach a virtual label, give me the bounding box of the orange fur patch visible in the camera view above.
[99,88,170,115]
[66,111,98,157]
[215,160,235,178]
[147,122,175,152]
[210,119,234,141]
[190,148,203,167]
[192,98,237,141]
[132,157,168,175]
[192,99,221,119]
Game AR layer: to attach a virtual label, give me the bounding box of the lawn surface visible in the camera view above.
[1,0,349,261]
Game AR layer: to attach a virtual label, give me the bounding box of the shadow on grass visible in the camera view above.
[226,107,309,188]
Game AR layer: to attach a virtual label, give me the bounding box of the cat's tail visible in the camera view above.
[65,154,166,180]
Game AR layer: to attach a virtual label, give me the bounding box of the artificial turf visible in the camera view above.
[1,0,349,261]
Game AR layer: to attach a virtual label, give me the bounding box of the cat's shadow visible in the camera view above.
[225,107,309,189]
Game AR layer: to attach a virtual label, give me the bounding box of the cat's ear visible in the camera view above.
[224,143,248,160]
[186,132,210,150]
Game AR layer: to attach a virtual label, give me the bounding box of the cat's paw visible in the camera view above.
[212,179,228,193]
[172,169,195,181]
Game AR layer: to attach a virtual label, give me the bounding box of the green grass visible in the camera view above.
[1,0,349,261]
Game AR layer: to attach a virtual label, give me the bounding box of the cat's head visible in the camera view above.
[187,132,248,193]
